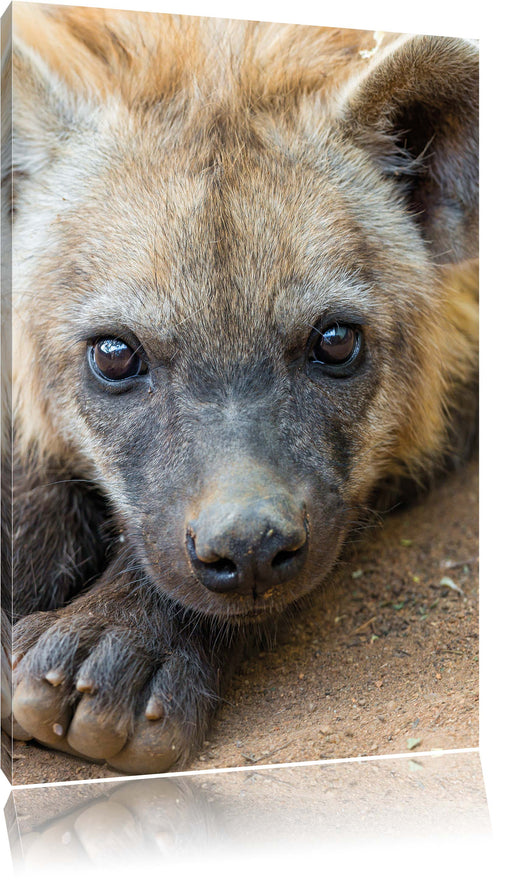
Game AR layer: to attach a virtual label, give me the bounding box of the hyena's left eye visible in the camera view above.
[309,323,362,373]
[89,338,147,383]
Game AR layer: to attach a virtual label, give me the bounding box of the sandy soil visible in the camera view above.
[5,458,478,785]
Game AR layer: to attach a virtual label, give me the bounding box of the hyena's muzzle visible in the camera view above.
[185,460,309,597]
[114,353,348,621]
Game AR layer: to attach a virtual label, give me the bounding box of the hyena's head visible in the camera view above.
[7,7,478,621]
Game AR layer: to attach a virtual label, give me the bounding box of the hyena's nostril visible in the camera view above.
[186,532,240,593]
[272,541,308,574]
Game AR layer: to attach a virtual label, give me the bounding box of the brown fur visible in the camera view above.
[1,4,478,776]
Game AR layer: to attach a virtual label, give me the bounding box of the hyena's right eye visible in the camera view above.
[89,338,147,383]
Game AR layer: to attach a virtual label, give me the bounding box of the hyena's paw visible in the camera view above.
[11,610,215,774]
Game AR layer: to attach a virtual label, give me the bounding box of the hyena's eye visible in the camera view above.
[89,338,147,382]
[309,323,362,373]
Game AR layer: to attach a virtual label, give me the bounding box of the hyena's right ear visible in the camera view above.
[3,10,103,218]
[341,35,479,264]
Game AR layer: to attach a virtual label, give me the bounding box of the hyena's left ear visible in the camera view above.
[342,35,478,263]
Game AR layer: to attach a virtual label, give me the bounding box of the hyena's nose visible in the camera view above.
[186,477,308,596]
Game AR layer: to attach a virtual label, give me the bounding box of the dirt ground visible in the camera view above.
[6,458,478,785]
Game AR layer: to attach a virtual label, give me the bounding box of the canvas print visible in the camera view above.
[1,3,478,784]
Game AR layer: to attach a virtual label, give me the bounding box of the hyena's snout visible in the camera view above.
[186,464,308,596]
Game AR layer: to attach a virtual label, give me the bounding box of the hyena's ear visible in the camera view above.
[342,35,478,263]
[5,20,102,217]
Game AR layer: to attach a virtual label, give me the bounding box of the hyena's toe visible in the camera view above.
[106,654,209,774]
[106,715,186,774]
[11,614,84,748]
[65,633,154,759]
[65,693,132,759]
[12,674,74,750]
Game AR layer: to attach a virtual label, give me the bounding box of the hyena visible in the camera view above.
[1,4,478,775]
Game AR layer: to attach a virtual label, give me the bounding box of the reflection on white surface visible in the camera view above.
[5,749,490,876]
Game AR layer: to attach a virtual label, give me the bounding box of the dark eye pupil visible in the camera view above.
[313,324,357,365]
[92,339,141,381]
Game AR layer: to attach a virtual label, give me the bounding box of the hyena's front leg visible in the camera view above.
[2,453,109,740]
[6,453,110,620]
[11,558,240,774]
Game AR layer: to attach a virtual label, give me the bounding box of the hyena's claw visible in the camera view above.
[44,669,66,687]
[144,696,165,721]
